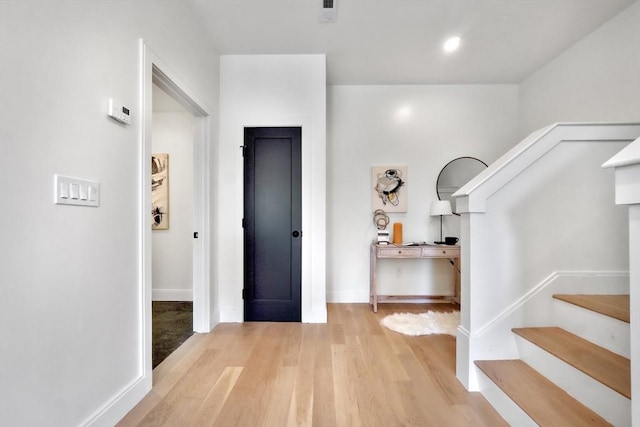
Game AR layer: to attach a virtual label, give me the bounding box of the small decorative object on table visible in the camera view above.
[392,222,403,244]
[445,236,459,245]
[373,209,390,244]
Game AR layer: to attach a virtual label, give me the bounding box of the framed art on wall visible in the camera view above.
[372,166,407,213]
[151,153,169,230]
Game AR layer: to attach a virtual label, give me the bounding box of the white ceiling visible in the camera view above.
[187,0,635,85]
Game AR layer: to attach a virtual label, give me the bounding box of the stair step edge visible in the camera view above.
[475,359,612,426]
[512,326,630,399]
[552,294,630,323]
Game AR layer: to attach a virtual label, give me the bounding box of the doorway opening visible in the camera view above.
[140,40,212,379]
[150,83,195,368]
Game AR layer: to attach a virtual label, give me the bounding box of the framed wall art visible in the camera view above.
[151,153,169,230]
[372,166,407,213]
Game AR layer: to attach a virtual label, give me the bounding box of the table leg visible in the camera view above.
[370,244,378,312]
[453,257,460,304]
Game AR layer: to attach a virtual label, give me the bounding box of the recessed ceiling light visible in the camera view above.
[443,37,461,53]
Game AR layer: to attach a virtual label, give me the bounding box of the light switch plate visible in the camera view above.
[54,175,100,207]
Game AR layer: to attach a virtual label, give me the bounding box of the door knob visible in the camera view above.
[292,230,301,238]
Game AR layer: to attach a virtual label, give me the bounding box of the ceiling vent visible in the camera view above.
[320,0,337,23]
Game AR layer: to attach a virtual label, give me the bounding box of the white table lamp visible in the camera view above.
[430,200,453,244]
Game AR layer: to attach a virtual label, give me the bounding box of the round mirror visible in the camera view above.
[436,157,488,211]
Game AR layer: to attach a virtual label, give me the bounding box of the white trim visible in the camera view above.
[326,290,369,303]
[306,309,330,323]
[83,376,149,427]
[629,205,640,427]
[219,308,243,323]
[454,122,640,213]
[152,66,208,117]
[472,270,629,337]
[456,326,474,389]
[604,141,640,425]
[152,289,194,301]
[144,44,213,334]
[191,99,212,333]
[602,136,640,168]
[611,163,640,205]
[139,35,154,404]
[232,116,327,324]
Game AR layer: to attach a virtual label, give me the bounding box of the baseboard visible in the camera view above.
[326,290,369,303]
[219,308,243,323]
[152,289,193,301]
[82,373,151,427]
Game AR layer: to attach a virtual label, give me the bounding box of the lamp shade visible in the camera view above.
[430,200,453,216]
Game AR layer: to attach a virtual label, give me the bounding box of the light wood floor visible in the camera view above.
[117,303,507,426]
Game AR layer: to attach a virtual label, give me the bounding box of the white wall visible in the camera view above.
[218,55,327,323]
[327,85,519,302]
[152,112,195,301]
[0,1,219,425]
[519,1,640,137]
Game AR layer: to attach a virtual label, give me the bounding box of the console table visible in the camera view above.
[369,243,460,312]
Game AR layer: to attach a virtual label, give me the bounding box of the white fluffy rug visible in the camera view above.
[380,311,460,336]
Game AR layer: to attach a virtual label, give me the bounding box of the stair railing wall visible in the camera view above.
[453,122,640,391]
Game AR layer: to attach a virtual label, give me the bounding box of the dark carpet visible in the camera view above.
[152,301,194,369]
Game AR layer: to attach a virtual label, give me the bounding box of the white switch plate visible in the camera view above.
[54,175,100,207]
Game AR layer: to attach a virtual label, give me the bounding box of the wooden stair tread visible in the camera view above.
[512,327,630,398]
[553,294,630,323]
[475,359,612,426]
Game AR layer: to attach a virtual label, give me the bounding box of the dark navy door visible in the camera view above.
[243,127,302,322]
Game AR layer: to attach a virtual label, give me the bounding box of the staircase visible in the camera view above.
[475,294,631,426]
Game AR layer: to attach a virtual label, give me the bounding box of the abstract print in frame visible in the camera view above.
[151,153,169,230]
[372,166,407,213]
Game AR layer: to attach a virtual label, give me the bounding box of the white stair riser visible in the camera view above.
[514,335,631,427]
[552,299,630,358]
[476,367,538,427]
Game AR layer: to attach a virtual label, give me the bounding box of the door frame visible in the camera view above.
[139,40,212,381]
[231,117,323,323]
